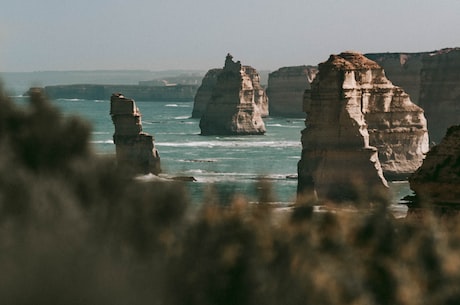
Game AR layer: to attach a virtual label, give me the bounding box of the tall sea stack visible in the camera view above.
[110,93,161,175]
[298,52,429,204]
[199,54,267,135]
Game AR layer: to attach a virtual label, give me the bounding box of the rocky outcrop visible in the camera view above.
[42,84,198,101]
[199,54,266,135]
[266,66,318,117]
[409,125,460,206]
[418,48,460,143]
[298,52,430,203]
[191,68,222,118]
[110,93,161,175]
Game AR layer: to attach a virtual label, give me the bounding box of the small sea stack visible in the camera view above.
[198,54,267,135]
[110,93,161,175]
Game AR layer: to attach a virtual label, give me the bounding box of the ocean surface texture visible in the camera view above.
[12,95,411,213]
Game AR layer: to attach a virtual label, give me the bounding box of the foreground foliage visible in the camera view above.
[0,88,459,305]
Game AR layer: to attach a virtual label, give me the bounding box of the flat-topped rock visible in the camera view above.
[199,54,267,135]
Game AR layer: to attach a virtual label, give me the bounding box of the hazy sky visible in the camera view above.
[1,0,459,72]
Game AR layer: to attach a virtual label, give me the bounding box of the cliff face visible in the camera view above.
[192,69,222,118]
[110,93,161,175]
[365,52,428,104]
[418,48,460,143]
[199,54,266,135]
[366,48,460,144]
[298,52,389,204]
[409,125,460,205]
[43,84,198,101]
[266,66,318,117]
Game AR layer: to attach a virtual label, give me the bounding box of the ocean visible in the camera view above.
[10,94,412,215]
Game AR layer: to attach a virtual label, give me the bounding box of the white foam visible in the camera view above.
[156,140,301,148]
[90,140,114,144]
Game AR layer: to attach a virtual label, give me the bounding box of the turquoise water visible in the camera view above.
[12,96,413,211]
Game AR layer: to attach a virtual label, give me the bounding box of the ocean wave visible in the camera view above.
[92,131,111,135]
[174,115,191,120]
[165,104,178,107]
[90,140,114,144]
[156,140,301,148]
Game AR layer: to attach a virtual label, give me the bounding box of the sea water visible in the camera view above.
[11,96,412,214]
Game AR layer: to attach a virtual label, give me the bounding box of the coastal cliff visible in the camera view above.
[42,84,198,101]
[409,125,460,206]
[266,66,318,117]
[366,48,460,144]
[418,48,460,143]
[199,54,266,135]
[110,93,161,174]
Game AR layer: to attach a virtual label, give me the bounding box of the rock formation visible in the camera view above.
[365,52,428,103]
[191,68,222,118]
[366,48,460,144]
[266,65,318,117]
[110,93,161,174]
[418,48,460,143]
[43,84,198,101]
[409,125,460,206]
[297,52,429,204]
[199,54,267,135]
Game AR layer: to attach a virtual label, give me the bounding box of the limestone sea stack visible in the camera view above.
[298,52,390,204]
[110,93,161,175]
[266,66,318,117]
[199,54,267,135]
[409,125,460,206]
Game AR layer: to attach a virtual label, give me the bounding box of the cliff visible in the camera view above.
[298,52,429,204]
[418,48,460,143]
[366,48,460,144]
[199,54,266,135]
[191,69,222,118]
[41,84,199,101]
[409,125,460,206]
[110,93,161,174]
[266,65,318,117]
[365,52,429,103]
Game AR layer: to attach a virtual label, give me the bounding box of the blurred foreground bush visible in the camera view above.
[1,88,460,305]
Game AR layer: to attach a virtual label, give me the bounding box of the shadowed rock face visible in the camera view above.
[199,54,266,135]
[266,66,318,117]
[409,125,460,205]
[110,93,161,174]
[298,52,429,204]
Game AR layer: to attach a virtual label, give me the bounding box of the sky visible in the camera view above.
[1,0,459,72]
